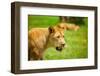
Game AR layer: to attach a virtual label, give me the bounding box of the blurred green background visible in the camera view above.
[28,15,88,60]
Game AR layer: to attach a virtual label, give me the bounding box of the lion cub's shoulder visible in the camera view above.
[28,28,49,40]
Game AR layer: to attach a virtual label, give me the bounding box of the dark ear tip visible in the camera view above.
[48,26,54,33]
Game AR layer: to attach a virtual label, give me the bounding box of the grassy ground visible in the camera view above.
[28,15,88,60]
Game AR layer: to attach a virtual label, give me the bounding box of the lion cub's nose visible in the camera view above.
[61,44,65,47]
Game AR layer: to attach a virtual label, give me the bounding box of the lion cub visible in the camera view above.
[28,23,79,60]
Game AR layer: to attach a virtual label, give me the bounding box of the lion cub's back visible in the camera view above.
[28,28,48,39]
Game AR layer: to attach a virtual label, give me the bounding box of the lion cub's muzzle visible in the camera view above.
[56,44,65,51]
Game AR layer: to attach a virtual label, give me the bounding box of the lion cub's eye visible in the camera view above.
[57,36,60,38]
[62,27,64,29]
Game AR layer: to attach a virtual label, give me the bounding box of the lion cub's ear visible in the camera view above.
[49,26,55,33]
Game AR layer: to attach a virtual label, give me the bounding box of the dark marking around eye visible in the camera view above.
[62,27,64,29]
[57,36,60,38]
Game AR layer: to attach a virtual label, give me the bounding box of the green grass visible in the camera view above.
[28,15,59,30]
[28,15,88,60]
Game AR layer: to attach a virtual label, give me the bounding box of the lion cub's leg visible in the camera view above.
[39,52,44,60]
[29,47,44,60]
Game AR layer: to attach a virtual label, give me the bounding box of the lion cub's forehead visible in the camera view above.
[54,30,64,37]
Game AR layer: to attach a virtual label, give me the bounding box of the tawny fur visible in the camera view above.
[57,23,80,31]
[28,23,79,60]
[28,28,50,60]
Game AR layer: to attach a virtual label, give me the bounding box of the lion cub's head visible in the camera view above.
[48,26,66,51]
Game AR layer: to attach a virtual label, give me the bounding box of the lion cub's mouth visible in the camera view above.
[56,47,63,51]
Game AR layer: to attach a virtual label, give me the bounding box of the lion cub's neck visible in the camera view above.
[36,28,52,50]
[44,29,54,50]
